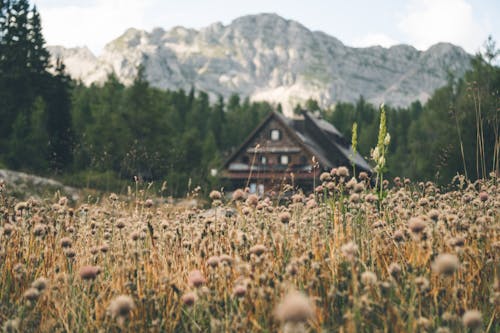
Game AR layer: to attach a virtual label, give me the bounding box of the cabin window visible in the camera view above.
[280,155,289,165]
[242,156,249,164]
[261,156,267,165]
[258,184,265,196]
[249,183,257,194]
[270,129,281,141]
[300,155,308,165]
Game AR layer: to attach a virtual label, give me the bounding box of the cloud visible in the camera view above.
[36,0,152,54]
[351,33,400,48]
[398,0,488,53]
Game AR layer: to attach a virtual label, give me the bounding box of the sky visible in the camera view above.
[33,0,499,56]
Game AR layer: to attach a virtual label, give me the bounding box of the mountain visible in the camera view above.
[48,13,471,114]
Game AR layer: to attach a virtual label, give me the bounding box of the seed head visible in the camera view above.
[274,291,314,323]
[432,253,460,276]
[209,190,222,201]
[60,237,72,248]
[279,212,291,224]
[361,271,377,286]
[31,277,49,292]
[233,285,247,298]
[246,194,259,207]
[462,310,482,330]
[232,189,245,201]
[408,217,427,234]
[79,265,101,280]
[108,295,135,319]
[250,244,267,256]
[341,241,358,260]
[337,166,349,178]
[23,287,40,301]
[181,292,196,306]
[188,270,206,288]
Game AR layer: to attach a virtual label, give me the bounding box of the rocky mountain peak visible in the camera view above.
[48,13,471,114]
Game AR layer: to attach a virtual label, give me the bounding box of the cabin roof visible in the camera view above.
[224,110,371,172]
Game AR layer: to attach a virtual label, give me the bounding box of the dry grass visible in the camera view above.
[0,175,499,332]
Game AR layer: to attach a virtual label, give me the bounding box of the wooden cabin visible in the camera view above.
[222,111,371,195]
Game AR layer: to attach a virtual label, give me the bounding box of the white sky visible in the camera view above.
[33,0,499,56]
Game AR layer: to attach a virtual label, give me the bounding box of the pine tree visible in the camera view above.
[45,59,74,172]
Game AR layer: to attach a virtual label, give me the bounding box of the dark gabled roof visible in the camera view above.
[224,110,372,172]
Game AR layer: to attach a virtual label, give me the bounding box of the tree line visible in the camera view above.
[1,0,498,196]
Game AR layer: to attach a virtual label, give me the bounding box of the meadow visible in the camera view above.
[0,171,498,332]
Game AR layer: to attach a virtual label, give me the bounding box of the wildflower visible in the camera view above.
[23,287,40,301]
[31,277,49,292]
[144,199,154,207]
[250,244,267,256]
[188,270,206,288]
[462,310,482,330]
[109,193,118,201]
[2,318,20,332]
[219,254,233,265]
[319,172,331,182]
[209,190,222,201]
[337,166,349,178]
[358,172,369,180]
[479,191,488,202]
[181,292,196,306]
[60,237,72,248]
[341,241,358,260]
[279,212,291,224]
[414,276,430,292]
[206,256,220,268]
[79,265,101,280]
[361,271,377,286]
[274,291,314,323]
[388,263,401,278]
[349,193,360,203]
[432,253,460,276]
[408,217,427,234]
[108,295,135,320]
[3,223,14,236]
[232,189,245,201]
[246,194,259,207]
[393,230,405,242]
[233,285,247,298]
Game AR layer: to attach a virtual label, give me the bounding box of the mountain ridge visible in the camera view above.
[48,13,471,114]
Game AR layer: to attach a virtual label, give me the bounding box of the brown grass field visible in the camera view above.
[0,173,499,332]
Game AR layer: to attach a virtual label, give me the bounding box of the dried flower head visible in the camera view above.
[23,287,40,301]
[462,310,482,330]
[188,270,206,288]
[108,295,135,319]
[279,212,291,224]
[31,277,49,292]
[209,190,222,200]
[408,217,427,234]
[341,241,358,260]
[232,189,245,201]
[79,265,101,280]
[432,253,460,276]
[233,284,247,298]
[274,291,314,323]
[181,292,196,306]
[361,271,377,286]
[246,194,259,207]
[250,244,267,256]
[337,166,349,178]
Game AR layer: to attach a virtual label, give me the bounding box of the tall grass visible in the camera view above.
[0,173,498,332]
